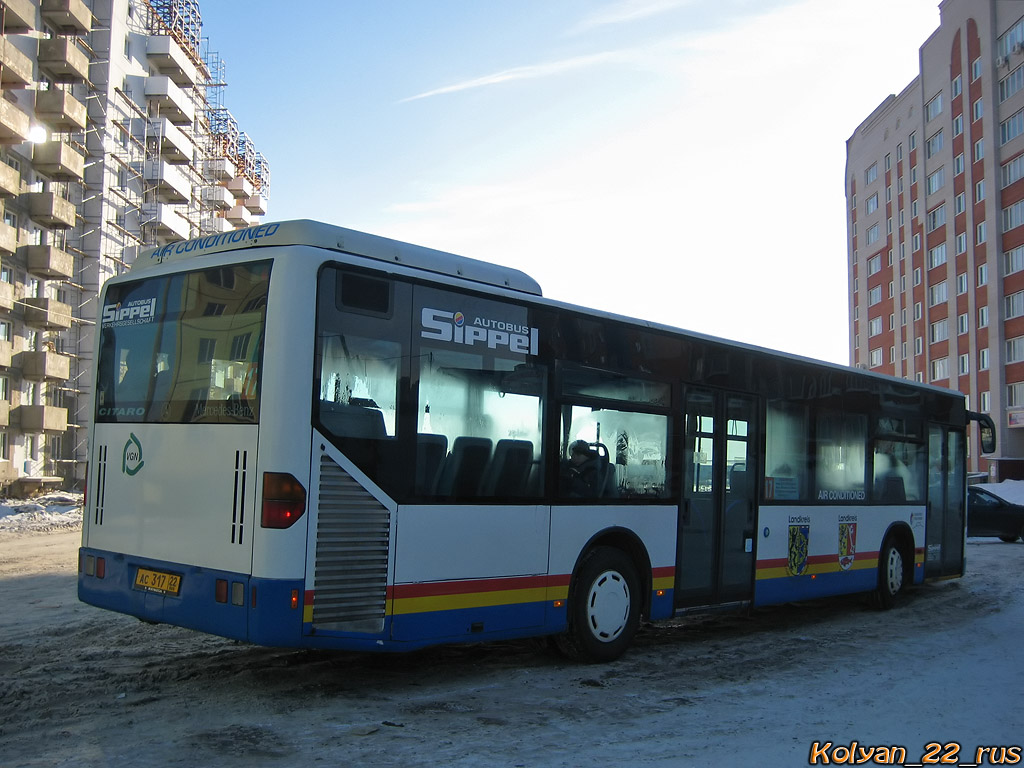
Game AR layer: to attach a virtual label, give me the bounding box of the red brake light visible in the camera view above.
[261,472,306,529]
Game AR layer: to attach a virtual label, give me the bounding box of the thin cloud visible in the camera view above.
[571,0,692,33]
[400,50,632,102]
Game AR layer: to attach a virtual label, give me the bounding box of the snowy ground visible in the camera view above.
[1,502,1022,768]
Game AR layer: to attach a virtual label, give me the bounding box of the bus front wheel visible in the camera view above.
[872,537,907,610]
[556,546,641,663]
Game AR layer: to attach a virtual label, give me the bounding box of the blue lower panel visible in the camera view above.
[754,569,878,606]
[78,547,305,646]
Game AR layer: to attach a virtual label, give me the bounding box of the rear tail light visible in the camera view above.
[96,557,105,579]
[261,472,306,529]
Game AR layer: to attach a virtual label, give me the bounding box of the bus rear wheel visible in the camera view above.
[872,537,907,610]
[556,546,641,663]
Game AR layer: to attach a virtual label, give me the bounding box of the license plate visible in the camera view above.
[134,567,182,596]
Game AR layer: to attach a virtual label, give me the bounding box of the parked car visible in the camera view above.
[967,483,1024,542]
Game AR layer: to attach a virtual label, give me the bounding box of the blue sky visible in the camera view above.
[199,0,941,364]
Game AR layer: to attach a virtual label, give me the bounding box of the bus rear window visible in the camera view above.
[95,261,271,424]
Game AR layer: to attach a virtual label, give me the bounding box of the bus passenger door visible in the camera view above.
[925,425,966,578]
[676,390,759,608]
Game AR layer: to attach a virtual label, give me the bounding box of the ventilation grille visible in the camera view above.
[230,450,248,545]
[313,455,390,633]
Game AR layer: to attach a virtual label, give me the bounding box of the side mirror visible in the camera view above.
[968,411,997,454]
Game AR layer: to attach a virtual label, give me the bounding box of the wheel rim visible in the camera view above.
[585,569,630,643]
[885,547,904,595]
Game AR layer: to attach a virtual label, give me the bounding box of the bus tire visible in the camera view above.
[556,546,640,663]
[872,536,907,610]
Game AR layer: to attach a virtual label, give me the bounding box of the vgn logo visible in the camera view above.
[122,432,144,476]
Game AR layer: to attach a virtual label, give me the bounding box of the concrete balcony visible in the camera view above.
[0,97,30,144]
[40,0,91,35]
[201,215,232,234]
[37,37,89,83]
[21,244,73,280]
[148,117,191,164]
[144,159,191,203]
[0,400,9,427]
[146,203,190,241]
[145,75,194,126]
[34,89,87,133]
[26,192,76,228]
[19,404,68,432]
[226,176,253,199]
[0,339,10,367]
[0,220,16,255]
[0,281,13,311]
[226,204,252,227]
[32,140,85,181]
[203,157,235,182]
[244,194,266,215]
[1,0,35,33]
[147,35,197,87]
[0,161,21,198]
[19,350,71,380]
[23,297,73,330]
[0,37,34,89]
[201,185,232,210]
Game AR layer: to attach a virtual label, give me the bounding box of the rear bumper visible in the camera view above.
[77,547,305,645]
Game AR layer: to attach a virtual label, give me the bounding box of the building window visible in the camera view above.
[1004,200,1024,232]
[926,94,943,121]
[975,139,985,162]
[931,357,949,382]
[929,281,948,306]
[954,153,965,175]
[915,337,923,355]
[1002,64,1024,103]
[977,221,987,243]
[930,318,949,343]
[956,232,967,254]
[1002,154,1024,188]
[1009,291,1024,320]
[866,193,879,214]
[926,131,944,158]
[978,263,988,286]
[869,316,883,337]
[865,163,878,184]
[957,273,968,294]
[869,348,883,367]
[1009,383,1024,408]
[914,267,922,286]
[927,205,946,232]
[959,354,970,374]
[866,224,880,245]
[913,233,921,252]
[958,313,969,334]
[867,254,881,275]
[953,114,963,137]
[927,167,945,194]
[953,74,963,97]
[915,302,923,321]
[980,348,990,370]
[981,390,990,413]
[955,192,966,214]
[868,285,882,306]
[1006,244,1024,275]
[980,306,990,327]
[976,180,986,202]
[927,243,947,269]
[972,58,982,81]
[973,98,984,122]
[1000,109,1024,145]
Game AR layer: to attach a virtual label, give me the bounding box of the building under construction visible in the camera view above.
[0,0,269,492]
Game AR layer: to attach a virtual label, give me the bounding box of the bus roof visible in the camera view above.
[136,219,544,296]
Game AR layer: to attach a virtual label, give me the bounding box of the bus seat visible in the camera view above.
[480,439,534,497]
[319,400,387,439]
[876,475,906,503]
[416,433,448,495]
[434,436,493,497]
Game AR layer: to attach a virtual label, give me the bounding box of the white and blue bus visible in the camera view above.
[78,221,995,662]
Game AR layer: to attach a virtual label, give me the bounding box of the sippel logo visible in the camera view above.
[122,432,144,476]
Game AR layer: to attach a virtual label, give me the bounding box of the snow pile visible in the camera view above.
[0,491,83,533]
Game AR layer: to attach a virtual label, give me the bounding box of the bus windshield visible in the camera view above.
[95,261,271,424]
